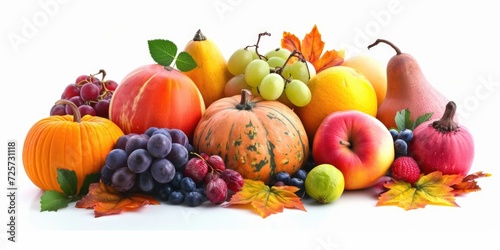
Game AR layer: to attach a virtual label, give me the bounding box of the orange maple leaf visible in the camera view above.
[281,24,344,73]
[75,181,159,217]
[222,179,306,218]
[452,171,491,195]
[377,171,463,210]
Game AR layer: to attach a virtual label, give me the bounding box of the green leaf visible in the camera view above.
[79,172,101,196]
[175,51,197,72]
[413,112,433,130]
[40,190,71,212]
[57,169,78,196]
[148,39,177,66]
[395,109,411,132]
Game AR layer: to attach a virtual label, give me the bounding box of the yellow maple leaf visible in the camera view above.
[222,179,306,218]
[377,171,463,210]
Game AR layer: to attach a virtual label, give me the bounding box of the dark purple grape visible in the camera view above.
[115,134,132,150]
[169,128,189,148]
[150,158,176,184]
[152,128,172,140]
[138,170,155,193]
[166,143,189,169]
[80,82,100,102]
[50,104,66,116]
[144,127,159,137]
[147,133,172,158]
[289,177,304,189]
[125,135,148,155]
[94,100,110,118]
[105,148,128,171]
[78,104,96,117]
[127,149,153,173]
[111,167,136,192]
[100,165,114,185]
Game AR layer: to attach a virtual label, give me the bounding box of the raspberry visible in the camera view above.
[390,156,421,184]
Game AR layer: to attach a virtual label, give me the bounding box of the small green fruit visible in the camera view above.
[305,164,345,204]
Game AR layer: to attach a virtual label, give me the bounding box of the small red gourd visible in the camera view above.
[23,100,124,193]
[109,64,205,140]
[409,101,474,175]
[192,89,309,184]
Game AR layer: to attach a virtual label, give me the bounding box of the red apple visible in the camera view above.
[312,110,395,190]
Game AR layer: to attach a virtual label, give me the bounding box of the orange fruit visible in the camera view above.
[295,66,378,141]
[342,55,387,107]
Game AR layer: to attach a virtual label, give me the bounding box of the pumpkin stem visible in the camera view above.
[192,29,206,41]
[432,101,458,132]
[236,89,255,110]
[55,99,82,122]
[367,39,402,55]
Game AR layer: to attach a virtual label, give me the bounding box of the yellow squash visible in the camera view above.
[183,29,233,108]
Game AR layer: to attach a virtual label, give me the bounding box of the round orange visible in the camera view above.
[295,66,378,142]
[342,55,387,107]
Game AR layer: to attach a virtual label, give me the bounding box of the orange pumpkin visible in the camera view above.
[22,100,124,193]
[192,89,309,184]
[109,64,205,140]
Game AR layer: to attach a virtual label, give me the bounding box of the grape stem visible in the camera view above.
[245,32,271,60]
[275,50,311,84]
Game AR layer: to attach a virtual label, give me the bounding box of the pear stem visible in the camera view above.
[432,101,459,132]
[367,39,402,55]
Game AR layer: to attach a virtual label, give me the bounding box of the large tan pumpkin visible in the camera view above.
[192,89,309,184]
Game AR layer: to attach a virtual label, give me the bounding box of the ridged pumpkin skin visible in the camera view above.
[109,64,205,140]
[183,29,233,108]
[22,107,124,193]
[193,90,309,184]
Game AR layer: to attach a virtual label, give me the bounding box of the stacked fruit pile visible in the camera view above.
[22,26,479,214]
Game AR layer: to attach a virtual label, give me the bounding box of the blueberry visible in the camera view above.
[389,129,399,141]
[398,129,413,142]
[275,171,291,185]
[292,169,307,181]
[169,171,184,190]
[168,191,185,205]
[180,177,197,192]
[157,184,174,201]
[184,191,205,207]
[394,139,408,156]
[288,177,304,190]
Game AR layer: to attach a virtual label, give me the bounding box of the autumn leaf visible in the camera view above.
[75,181,159,217]
[377,171,463,210]
[222,179,306,218]
[452,171,491,195]
[281,24,344,73]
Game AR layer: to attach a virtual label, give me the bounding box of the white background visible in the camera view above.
[1,0,499,249]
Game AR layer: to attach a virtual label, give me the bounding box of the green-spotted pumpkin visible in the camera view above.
[192,89,309,184]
